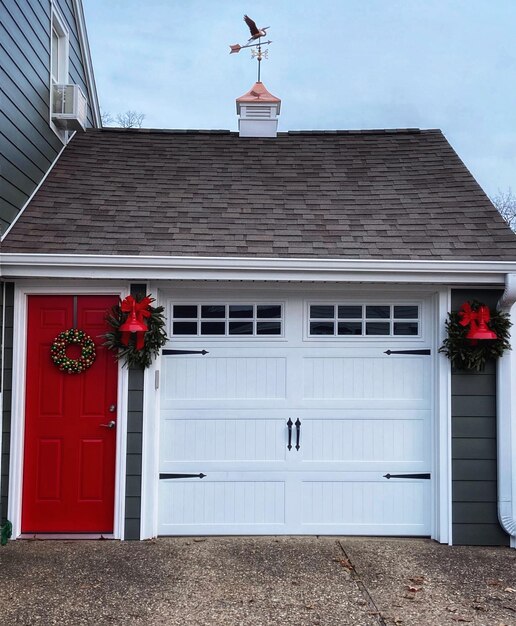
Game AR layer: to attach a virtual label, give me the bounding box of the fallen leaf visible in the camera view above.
[504,587,516,593]
[407,586,422,593]
[338,558,353,570]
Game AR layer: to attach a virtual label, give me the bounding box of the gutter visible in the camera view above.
[2,254,516,282]
[497,273,516,547]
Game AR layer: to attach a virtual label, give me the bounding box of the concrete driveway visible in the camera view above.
[0,537,515,626]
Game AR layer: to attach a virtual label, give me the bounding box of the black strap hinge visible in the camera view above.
[384,473,431,480]
[159,473,206,479]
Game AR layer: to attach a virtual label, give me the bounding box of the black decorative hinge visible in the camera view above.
[383,473,431,480]
[159,473,206,479]
[162,349,209,356]
[384,349,431,356]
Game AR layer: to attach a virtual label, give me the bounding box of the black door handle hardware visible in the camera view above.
[287,419,293,451]
[159,473,206,479]
[162,349,209,355]
[384,349,431,356]
[295,419,301,451]
[383,473,431,480]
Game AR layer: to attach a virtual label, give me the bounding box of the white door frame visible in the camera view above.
[140,282,452,543]
[8,281,130,539]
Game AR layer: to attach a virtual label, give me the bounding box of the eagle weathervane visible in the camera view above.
[230,15,272,82]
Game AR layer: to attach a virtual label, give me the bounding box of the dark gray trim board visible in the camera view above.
[124,284,146,540]
[451,288,509,546]
[1,283,14,524]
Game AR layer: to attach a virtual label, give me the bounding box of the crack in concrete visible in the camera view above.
[338,540,388,626]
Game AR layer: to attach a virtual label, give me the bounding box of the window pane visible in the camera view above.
[338,322,362,335]
[310,305,334,319]
[201,305,225,318]
[366,322,390,335]
[173,305,197,318]
[257,322,281,335]
[366,305,390,319]
[310,321,334,335]
[229,321,253,335]
[337,305,362,319]
[173,321,197,335]
[201,321,225,335]
[394,322,419,336]
[51,29,59,80]
[394,306,418,319]
[229,305,253,318]
[257,305,281,319]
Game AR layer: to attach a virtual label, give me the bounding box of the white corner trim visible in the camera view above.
[71,0,101,127]
[433,288,452,544]
[497,273,516,546]
[0,139,71,243]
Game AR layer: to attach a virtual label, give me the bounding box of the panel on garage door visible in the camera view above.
[158,297,432,536]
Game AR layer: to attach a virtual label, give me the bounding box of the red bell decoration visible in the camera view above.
[467,305,497,340]
[119,295,152,350]
[458,302,498,341]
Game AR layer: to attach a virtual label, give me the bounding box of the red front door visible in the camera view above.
[22,295,118,533]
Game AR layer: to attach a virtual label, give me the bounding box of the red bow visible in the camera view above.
[458,302,478,333]
[120,295,152,350]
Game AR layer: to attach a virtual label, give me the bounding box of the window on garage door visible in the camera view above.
[308,303,420,337]
[171,303,283,337]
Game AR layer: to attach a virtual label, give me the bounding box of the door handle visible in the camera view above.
[100,420,116,429]
[287,418,293,450]
[295,419,301,451]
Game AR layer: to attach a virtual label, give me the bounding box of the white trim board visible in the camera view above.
[7,282,130,540]
[1,254,516,283]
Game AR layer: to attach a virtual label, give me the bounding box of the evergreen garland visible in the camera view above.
[103,294,168,369]
[439,301,511,371]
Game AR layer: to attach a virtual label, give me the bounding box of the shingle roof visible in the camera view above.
[3,128,516,260]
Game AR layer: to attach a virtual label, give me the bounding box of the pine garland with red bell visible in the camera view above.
[439,300,511,371]
[103,294,168,368]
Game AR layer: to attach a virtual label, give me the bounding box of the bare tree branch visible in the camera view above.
[114,111,145,128]
[492,188,516,231]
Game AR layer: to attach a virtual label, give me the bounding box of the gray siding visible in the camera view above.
[0,0,95,234]
[1,283,14,524]
[124,284,147,540]
[451,289,509,546]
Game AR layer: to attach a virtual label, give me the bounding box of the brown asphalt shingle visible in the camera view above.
[2,127,516,260]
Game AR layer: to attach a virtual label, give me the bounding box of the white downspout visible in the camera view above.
[497,273,516,547]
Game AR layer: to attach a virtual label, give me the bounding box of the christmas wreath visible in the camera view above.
[439,301,511,371]
[50,328,96,374]
[103,294,167,369]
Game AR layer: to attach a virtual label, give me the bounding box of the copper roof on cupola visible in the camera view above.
[236,81,281,104]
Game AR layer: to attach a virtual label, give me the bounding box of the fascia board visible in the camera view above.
[71,0,101,127]
[1,254,515,283]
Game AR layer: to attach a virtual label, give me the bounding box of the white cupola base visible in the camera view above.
[236,82,281,138]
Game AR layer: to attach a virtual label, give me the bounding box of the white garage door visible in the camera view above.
[158,296,432,536]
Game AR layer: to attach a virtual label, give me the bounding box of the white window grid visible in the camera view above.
[307,303,421,338]
[171,303,284,337]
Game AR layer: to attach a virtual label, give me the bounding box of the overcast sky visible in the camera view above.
[82,0,515,197]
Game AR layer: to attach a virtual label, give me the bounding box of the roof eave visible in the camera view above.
[1,253,515,284]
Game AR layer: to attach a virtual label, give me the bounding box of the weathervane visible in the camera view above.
[230,15,272,83]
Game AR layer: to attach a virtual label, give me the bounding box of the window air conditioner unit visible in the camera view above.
[52,84,87,131]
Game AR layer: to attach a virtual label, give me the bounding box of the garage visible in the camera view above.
[158,291,433,536]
